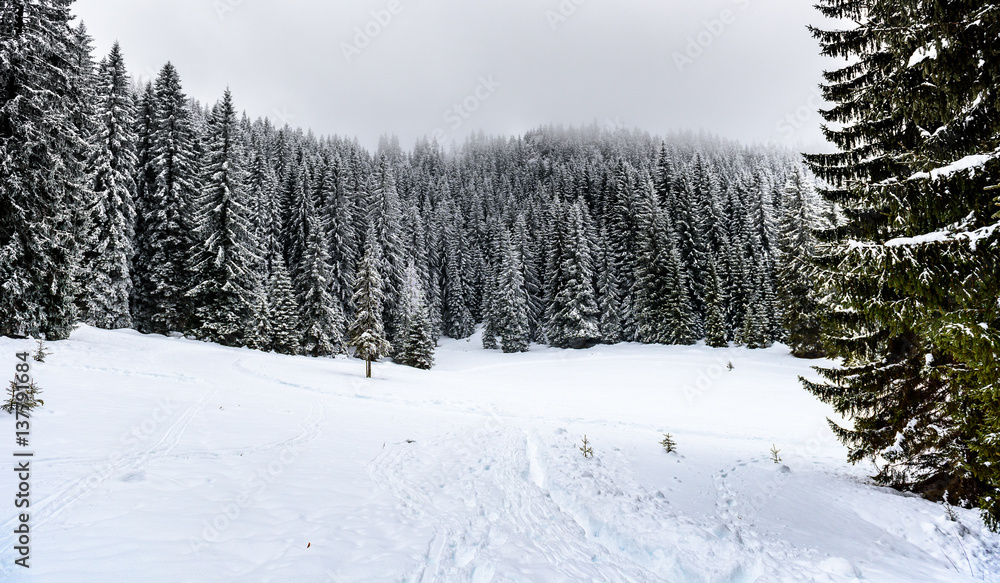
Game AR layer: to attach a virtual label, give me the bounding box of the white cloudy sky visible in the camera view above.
[73,0,834,152]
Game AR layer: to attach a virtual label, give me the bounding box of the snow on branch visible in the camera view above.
[883,223,998,250]
[908,151,999,182]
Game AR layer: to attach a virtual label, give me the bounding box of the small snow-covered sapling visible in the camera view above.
[33,339,51,362]
[660,433,677,453]
[770,444,782,464]
[580,435,594,459]
[3,380,44,414]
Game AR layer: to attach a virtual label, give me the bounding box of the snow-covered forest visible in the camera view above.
[2,0,1000,576]
[0,21,828,361]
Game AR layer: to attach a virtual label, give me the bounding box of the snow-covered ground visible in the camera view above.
[2,326,998,582]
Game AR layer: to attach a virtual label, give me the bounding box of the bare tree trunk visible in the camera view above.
[366,358,371,378]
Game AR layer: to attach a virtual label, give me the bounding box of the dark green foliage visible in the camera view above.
[805,0,1000,527]
[660,434,677,454]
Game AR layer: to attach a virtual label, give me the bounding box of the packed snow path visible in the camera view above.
[1,326,998,582]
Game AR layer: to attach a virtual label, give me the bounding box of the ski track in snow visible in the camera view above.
[0,380,218,558]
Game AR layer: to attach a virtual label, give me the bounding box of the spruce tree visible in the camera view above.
[136,62,199,334]
[513,214,545,344]
[545,200,602,349]
[349,232,392,377]
[596,228,623,344]
[440,202,474,339]
[606,161,640,341]
[0,0,90,339]
[805,0,1000,524]
[188,90,257,346]
[480,264,500,350]
[268,255,301,355]
[296,211,346,357]
[776,168,826,358]
[704,257,728,348]
[395,261,435,369]
[368,159,407,347]
[635,192,698,346]
[495,229,530,353]
[79,42,137,329]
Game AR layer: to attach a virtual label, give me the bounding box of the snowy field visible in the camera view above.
[1,326,998,582]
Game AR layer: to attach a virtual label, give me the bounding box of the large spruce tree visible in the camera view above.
[134,62,199,334]
[79,42,137,329]
[805,0,1000,527]
[0,0,91,339]
[188,89,258,345]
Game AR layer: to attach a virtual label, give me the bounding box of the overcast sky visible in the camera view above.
[73,0,834,153]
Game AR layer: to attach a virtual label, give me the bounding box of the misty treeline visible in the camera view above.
[0,10,830,367]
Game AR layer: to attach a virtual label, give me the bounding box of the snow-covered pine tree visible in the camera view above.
[66,21,97,283]
[349,230,392,377]
[327,158,359,312]
[440,201,474,339]
[674,153,711,328]
[369,158,407,348]
[267,255,301,355]
[545,199,602,349]
[776,168,826,358]
[285,162,313,285]
[495,229,530,353]
[188,90,258,346]
[0,0,90,339]
[480,262,499,350]
[296,209,346,358]
[395,261,435,369]
[136,62,199,334]
[513,213,545,344]
[78,42,137,330]
[704,256,728,348]
[804,0,1000,525]
[596,227,623,344]
[635,189,699,346]
[131,82,157,325]
[245,147,280,276]
[736,258,772,350]
[605,161,641,341]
